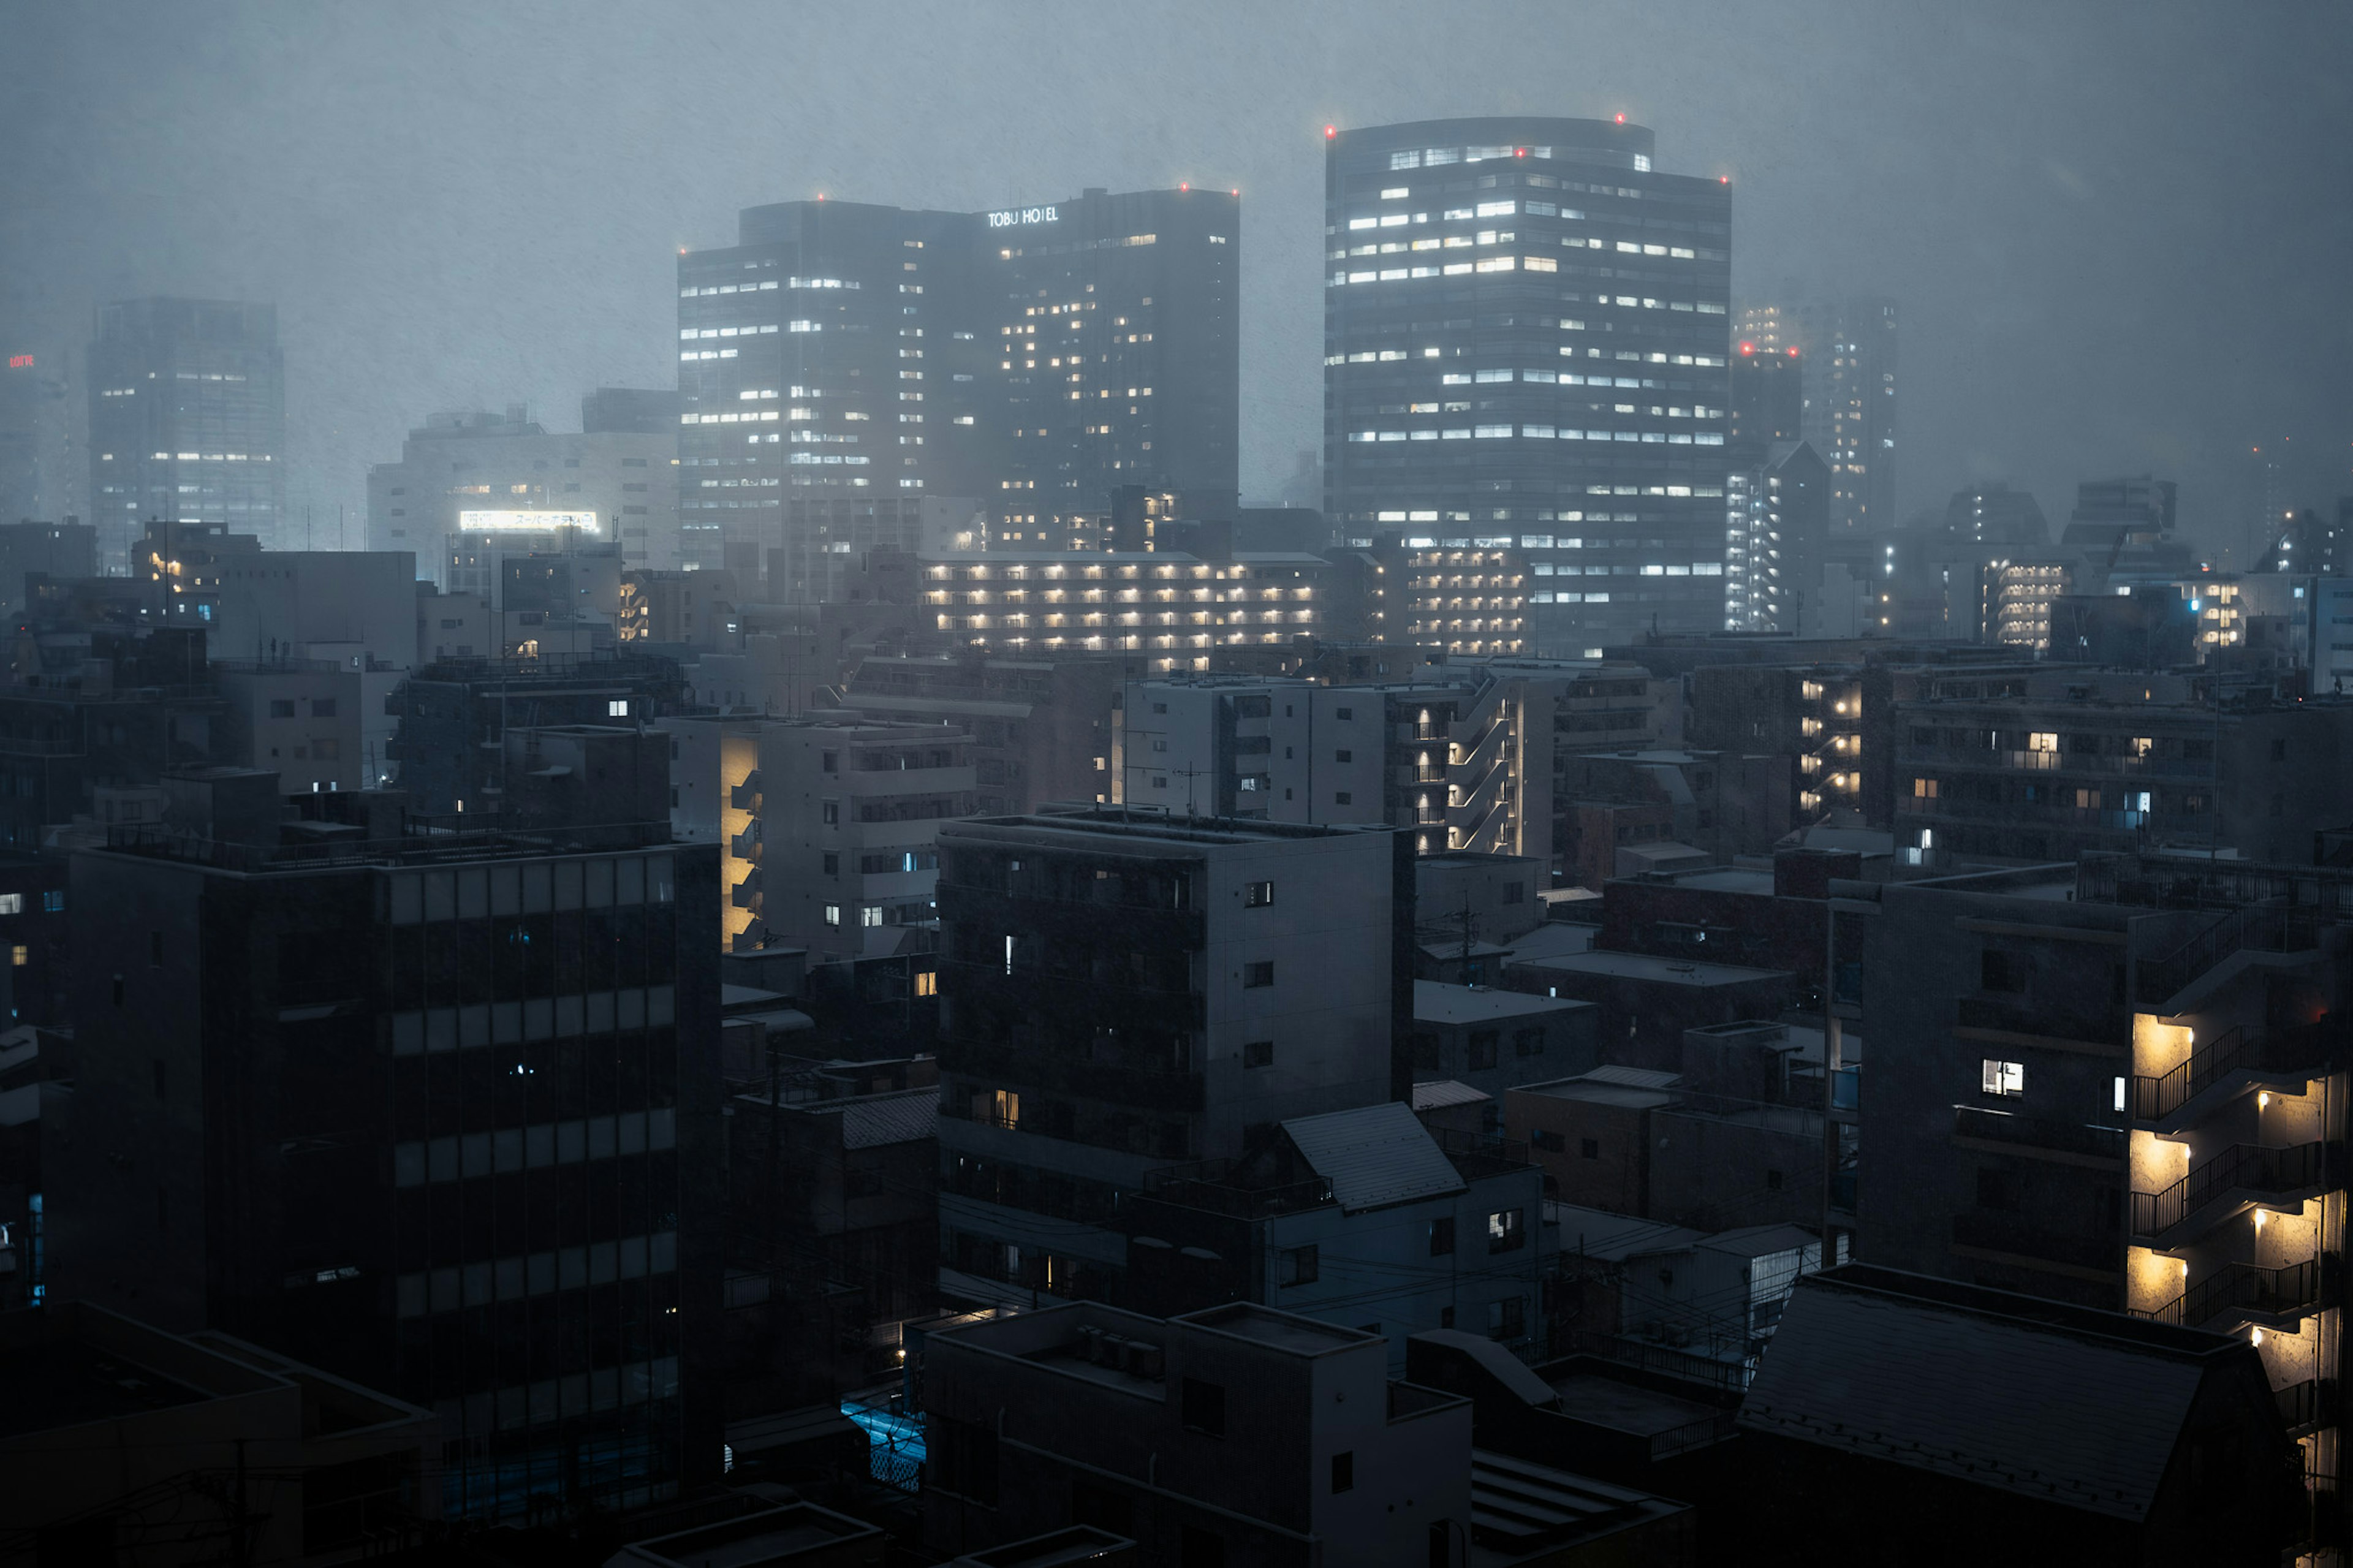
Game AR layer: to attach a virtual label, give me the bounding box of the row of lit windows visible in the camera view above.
[1351,425,1726,447]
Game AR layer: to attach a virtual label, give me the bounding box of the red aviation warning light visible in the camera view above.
[1738,342,1756,355]
[1324,125,1336,139]
[1614,113,1626,124]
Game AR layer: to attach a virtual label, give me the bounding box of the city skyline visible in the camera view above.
[2,1,2348,558]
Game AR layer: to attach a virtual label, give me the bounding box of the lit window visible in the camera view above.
[824,904,843,928]
[860,906,884,928]
[2027,732,2058,752]
[607,699,629,718]
[0,894,20,915]
[1487,1208,1525,1252]
[1980,1059,2026,1097]
[1243,880,1274,908]
[915,970,938,998]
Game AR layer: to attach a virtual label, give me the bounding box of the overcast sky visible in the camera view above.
[4,0,2347,557]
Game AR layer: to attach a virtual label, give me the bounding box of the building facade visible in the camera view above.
[932,811,1409,1307]
[88,298,286,571]
[1733,296,1897,534]
[50,812,724,1523]
[365,403,681,579]
[1325,117,1733,654]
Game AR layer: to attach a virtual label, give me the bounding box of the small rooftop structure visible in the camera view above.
[1412,980,1590,1027]
[1279,1100,1469,1214]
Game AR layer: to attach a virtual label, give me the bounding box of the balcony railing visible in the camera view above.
[2131,1257,2321,1330]
[2276,1378,2327,1436]
[2137,903,2322,1008]
[2134,1025,2251,1123]
[1142,1159,1332,1219]
[1952,1105,2127,1164]
[1954,995,2127,1047]
[1950,1210,2121,1273]
[2131,1141,2325,1240]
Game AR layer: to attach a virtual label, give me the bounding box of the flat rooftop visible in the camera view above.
[1510,949,1792,987]
[1548,1371,1726,1441]
[1414,981,1590,1026]
[0,1340,205,1441]
[1182,1303,1379,1356]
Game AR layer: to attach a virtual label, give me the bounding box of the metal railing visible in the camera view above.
[2131,1142,2325,1239]
[1141,1159,1332,1219]
[2132,1025,2274,1123]
[2138,904,2322,1007]
[2131,1257,2320,1330]
[1952,1105,2128,1164]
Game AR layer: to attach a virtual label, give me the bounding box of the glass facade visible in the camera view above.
[1323,119,1732,655]
[87,298,286,572]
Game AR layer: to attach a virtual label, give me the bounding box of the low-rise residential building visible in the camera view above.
[920,1301,1471,1566]
[1,1301,444,1562]
[1409,982,1599,1110]
[1503,949,1800,1072]
[383,650,692,815]
[1123,1100,1551,1368]
[210,660,367,790]
[1738,1264,2297,1566]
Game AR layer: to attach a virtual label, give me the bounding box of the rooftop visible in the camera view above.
[1412,1079,1492,1112]
[1413,981,1591,1026]
[1181,1302,1381,1357]
[1281,1100,1468,1213]
[1509,949,1792,987]
[1739,1263,2270,1522]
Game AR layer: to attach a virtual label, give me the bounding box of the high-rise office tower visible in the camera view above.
[1733,297,1896,534]
[1322,117,1733,656]
[87,298,286,571]
[987,186,1240,540]
[678,200,987,583]
[0,349,40,523]
[678,190,1242,589]
[1729,342,1803,444]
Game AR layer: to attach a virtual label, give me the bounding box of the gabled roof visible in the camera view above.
[1281,1100,1466,1214]
[1740,1265,2246,1521]
[841,1088,938,1149]
[1412,1079,1491,1112]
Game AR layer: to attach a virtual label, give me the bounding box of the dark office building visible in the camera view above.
[0,350,40,524]
[48,792,724,1523]
[1322,116,1733,656]
[677,200,987,579]
[582,385,681,436]
[384,651,692,814]
[0,519,95,615]
[86,298,286,572]
[986,186,1241,537]
[1729,343,1802,445]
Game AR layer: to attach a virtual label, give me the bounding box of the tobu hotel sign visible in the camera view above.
[5,355,31,369]
[459,509,599,534]
[987,205,1058,229]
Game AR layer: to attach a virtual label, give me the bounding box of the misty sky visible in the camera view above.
[4,0,2348,558]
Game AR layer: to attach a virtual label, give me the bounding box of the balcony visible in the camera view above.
[1142,1159,1332,1219]
[2131,1141,2327,1242]
[1950,1210,2120,1275]
[2131,1257,2321,1330]
[1954,995,2126,1050]
[2276,1378,2332,1437]
[1951,1105,2127,1167]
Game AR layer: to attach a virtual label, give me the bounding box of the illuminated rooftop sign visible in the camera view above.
[987,205,1057,229]
[6,355,31,369]
[458,509,599,534]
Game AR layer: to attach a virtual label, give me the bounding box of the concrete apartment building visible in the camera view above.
[667,714,976,960]
[932,810,1409,1307]
[1892,669,2353,863]
[917,551,1324,672]
[1851,852,2352,1547]
[840,653,1123,816]
[210,661,368,790]
[1117,659,1676,872]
